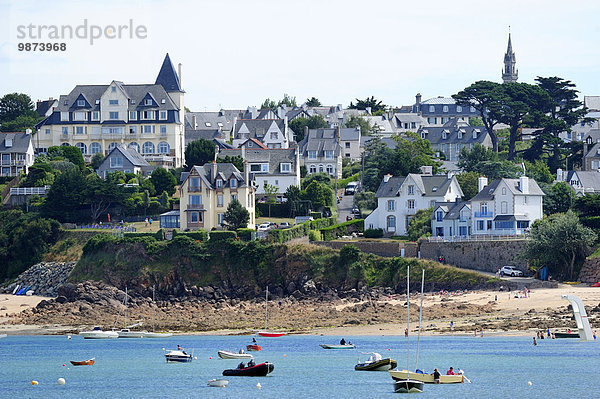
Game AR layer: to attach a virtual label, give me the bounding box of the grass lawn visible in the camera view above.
[256,217,295,225]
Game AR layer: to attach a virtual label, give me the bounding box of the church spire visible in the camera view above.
[502,31,518,83]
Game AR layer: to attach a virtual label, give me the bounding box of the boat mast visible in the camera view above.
[265,286,269,330]
[406,266,410,373]
[415,269,425,372]
[124,286,128,329]
[152,285,156,332]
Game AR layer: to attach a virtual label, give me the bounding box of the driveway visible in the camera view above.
[337,191,354,223]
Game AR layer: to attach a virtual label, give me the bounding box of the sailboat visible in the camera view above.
[143,286,173,338]
[392,266,424,394]
[117,287,146,338]
[258,286,285,337]
[389,269,464,385]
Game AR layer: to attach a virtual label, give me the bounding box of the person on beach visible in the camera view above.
[547,327,550,337]
[340,337,346,345]
[446,367,455,375]
[433,368,441,384]
[450,321,454,332]
[474,328,478,337]
[405,328,408,337]
[533,337,537,346]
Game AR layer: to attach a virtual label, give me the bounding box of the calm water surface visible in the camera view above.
[1,334,598,398]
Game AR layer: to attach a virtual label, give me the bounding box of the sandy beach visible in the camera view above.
[1,283,598,336]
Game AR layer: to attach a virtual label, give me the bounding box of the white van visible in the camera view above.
[345,181,359,195]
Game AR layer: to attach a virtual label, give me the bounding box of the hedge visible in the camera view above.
[581,216,600,230]
[209,230,238,243]
[172,229,209,242]
[124,229,164,240]
[266,217,336,243]
[256,203,290,218]
[338,174,359,188]
[236,228,255,241]
[319,219,364,241]
[364,228,384,238]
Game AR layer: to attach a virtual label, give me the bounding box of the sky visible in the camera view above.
[1,0,600,111]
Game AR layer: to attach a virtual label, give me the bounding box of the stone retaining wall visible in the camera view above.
[579,257,600,283]
[2,261,76,297]
[313,240,418,258]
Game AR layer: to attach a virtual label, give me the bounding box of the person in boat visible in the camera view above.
[248,359,255,367]
[238,361,245,369]
[433,368,441,384]
[340,338,346,345]
[446,367,455,375]
[252,338,257,343]
[239,349,245,354]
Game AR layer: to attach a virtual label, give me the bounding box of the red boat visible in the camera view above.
[246,344,262,351]
[258,331,285,338]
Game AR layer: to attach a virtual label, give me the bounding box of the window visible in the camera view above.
[309,165,316,174]
[160,125,167,134]
[470,106,476,113]
[456,105,462,112]
[76,126,84,135]
[459,226,467,236]
[129,111,136,120]
[280,163,291,173]
[443,105,449,113]
[436,227,444,236]
[217,195,223,207]
[326,165,333,175]
[129,126,137,134]
[231,194,238,202]
[190,211,199,223]
[477,220,484,231]
[190,195,202,206]
[345,142,350,148]
[429,105,435,112]
[143,125,152,134]
[270,132,278,139]
[495,221,514,230]
[61,126,68,136]
[481,202,488,214]
[308,150,317,159]
[142,110,153,120]
[216,179,223,188]
[76,142,87,154]
[205,122,211,127]
[230,179,237,189]
[110,156,123,168]
[77,99,85,107]
[517,221,529,229]
[109,99,118,105]
[190,177,200,190]
[501,201,508,214]
[61,112,69,121]
[407,199,415,209]
[319,164,324,173]
[157,142,170,154]
[408,185,414,195]
[502,187,506,195]
[145,99,152,106]
[90,142,101,154]
[217,213,224,225]
[436,211,443,222]
[111,86,116,93]
[92,111,99,120]
[325,150,334,159]
[45,128,50,135]
[250,164,262,172]
[108,142,119,151]
[261,164,268,172]
[524,196,528,204]
[142,142,155,154]
[487,220,492,230]
[109,111,119,120]
[387,215,396,230]
[160,111,167,120]
[387,200,395,211]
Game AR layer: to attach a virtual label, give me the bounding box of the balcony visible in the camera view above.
[474,211,494,218]
[60,134,70,141]
[188,186,202,192]
[187,203,204,210]
[405,208,417,215]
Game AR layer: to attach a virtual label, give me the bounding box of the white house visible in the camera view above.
[469,176,544,236]
[0,132,35,177]
[231,118,291,149]
[364,166,463,236]
[431,199,472,237]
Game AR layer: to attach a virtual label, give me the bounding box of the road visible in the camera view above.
[336,191,354,224]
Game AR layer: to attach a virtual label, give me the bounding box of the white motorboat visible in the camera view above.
[207,378,229,387]
[320,344,355,349]
[79,326,119,339]
[165,349,192,363]
[117,328,146,338]
[395,379,424,393]
[218,350,254,359]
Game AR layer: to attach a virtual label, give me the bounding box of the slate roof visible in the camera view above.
[434,200,470,220]
[108,145,150,167]
[584,96,600,111]
[339,127,360,141]
[155,53,182,92]
[470,178,545,202]
[569,171,600,190]
[36,99,56,117]
[375,176,405,197]
[218,147,297,176]
[419,119,489,146]
[421,97,456,105]
[185,112,233,131]
[299,128,341,157]
[185,129,231,149]
[374,174,456,198]
[0,132,32,153]
[233,119,286,138]
[186,163,246,190]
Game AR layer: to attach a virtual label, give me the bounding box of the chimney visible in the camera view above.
[303,125,309,140]
[193,115,197,129]
[244,160,250,186]
[420,165,433,176]
[556,168,563,182]
[366,106,372,115]
[25,128,32,135]
[383,174,392,183]
[211,161,217,182]
[520,176,529,194]
[337,104,342,112]
[178,63,182,89]
[241,145,246,161]
[336,125,341,142]
[416,93,422,105]
[478,176,488,192]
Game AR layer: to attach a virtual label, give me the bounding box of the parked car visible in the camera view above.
[500,266,523,277]
[257,222,271,231]
[279,222,291,229]
[345,182,359,195]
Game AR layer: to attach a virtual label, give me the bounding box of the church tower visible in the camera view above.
[502,33,518,83]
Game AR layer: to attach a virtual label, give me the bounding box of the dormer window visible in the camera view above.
[161,99,166,104]
[456,105,462,112]
[145,99,152,106]
[64,100,68,106]
[205,122,211,127]
[443,105,449,113]
[429,105,435,112]
[216,179,223,188]
[442,130,448,139]
[473,130,478,139]
[77,99,85,107]
[230,179,237,188]
[421,132,426,139]
[470,106,476,113]
[457,130,463,139]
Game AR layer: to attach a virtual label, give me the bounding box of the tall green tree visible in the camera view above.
[185,139,216,170]
[457,143,520,179]
[0,93,39,132]
[223,199,250,230]
[456,171,480,201]
[344,115,373,135]
[289,115,328,142]
[542,181,576,215]
[305,97,321,107]
[348,96,387,114]
[407,207,433,241]
[150,167,177,196]
[301,181,333,210]
[217,155,244,171]
[524,160,554,184]
[263,182,279,217]
[41,167,87,222]
[524,211,596,280]
[84,174,126,223]
[389,132,440,177]
[302,172,332,189]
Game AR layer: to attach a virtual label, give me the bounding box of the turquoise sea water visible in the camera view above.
[1,334,598,398]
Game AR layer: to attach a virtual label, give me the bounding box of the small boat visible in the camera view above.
[79,326,119,339]
[394,379,424,393]
[70,358,95,366]
[554,332,580,339]
[257,286,285,338]
[389,370,464,384]
[165,349,193,363]
[0,334,7,339]
[218,350,254,359]
[246,344,262,351]
[223,362,274,377]
[207,378,228,387]
[320,344,355,349]
[258,331,286,337]
[355,353,397,371]
[143,331,173,338]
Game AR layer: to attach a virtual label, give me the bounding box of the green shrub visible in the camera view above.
[320,219,364,241]
[364,228,384,238]
[390,235,410,241]
[339,173,359,188]
[310,211,322,219]
[209,230,238,243]
[124,232,160,239]
[308,217,336,230]
[256,203,289,218]
[82,234,116,254]
[581,216,600,230]
[237,228,255,241]
[172,229,208,242]
[267,223,309,243]
[308,230,322,241]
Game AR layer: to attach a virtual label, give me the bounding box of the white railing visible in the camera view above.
[9,186,50,195]
[426,234,527,243]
